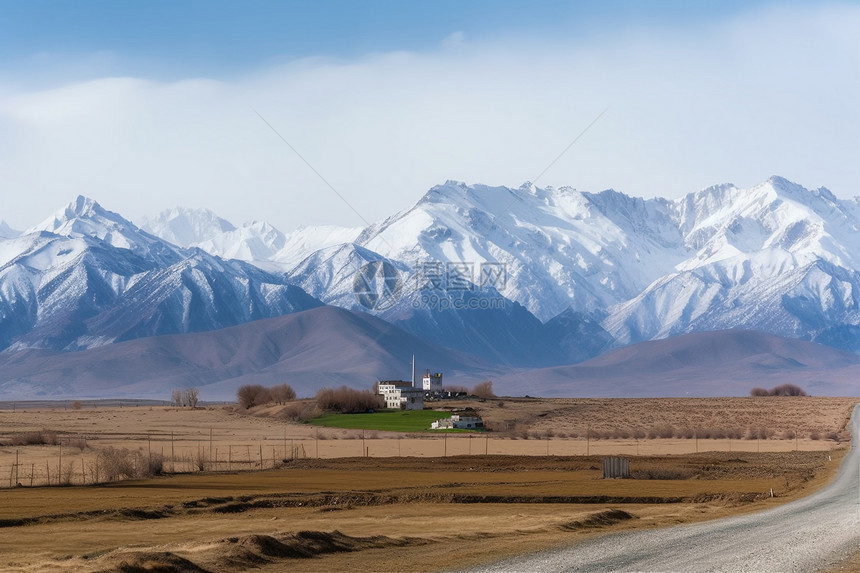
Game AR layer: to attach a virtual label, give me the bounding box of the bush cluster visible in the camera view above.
[10,430,59,446]
[472,380,496,399]
[750,384,808,397]
[236,383,297,409]
[315,386,384,413]
[98,447,164,481]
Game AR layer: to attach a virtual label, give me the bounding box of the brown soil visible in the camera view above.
[0,397,855,572]
[0,447,850,573]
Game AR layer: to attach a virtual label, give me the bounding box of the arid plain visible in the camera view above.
[0,396,856,572]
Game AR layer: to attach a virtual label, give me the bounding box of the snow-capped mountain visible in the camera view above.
[285,176,860,353]
[140,207,361,267]
[2,174,858,374]
[194,220,286,262]
[0,197,322,352]
[0,220,20,239]
[347,181,688,321]
[28,195,184,266]
[273,225,362,268]
[138,207,236,248]
[604,177,860,348]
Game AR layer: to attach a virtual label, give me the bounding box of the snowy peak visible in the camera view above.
[353,180,686,320]
[273,225,362,267]
[30,195,116,235]
[138,207,236,248]
[0,220,20,239]
[196,220,287,262]
[24,196,182,265]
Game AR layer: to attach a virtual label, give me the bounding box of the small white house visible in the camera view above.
[377,380,424,411]
[431,414,484,430]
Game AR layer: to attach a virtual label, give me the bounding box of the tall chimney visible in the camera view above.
[412,354,416,387]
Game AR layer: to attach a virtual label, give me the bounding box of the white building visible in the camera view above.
[422,370,443,392]
[431,414,484,430]
[377,380,424,411]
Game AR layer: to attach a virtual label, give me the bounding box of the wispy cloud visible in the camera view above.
[0,3,857,232]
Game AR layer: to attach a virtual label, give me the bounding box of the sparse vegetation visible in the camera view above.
[750,384,808,397]
[184,387,199,408]
[98,447,164,481]
[270,383,296,404]
[236,383,296,408]
[472,380,496,399]
[9,430,59,446]
[315,386,384,414]
[236,384,273,409]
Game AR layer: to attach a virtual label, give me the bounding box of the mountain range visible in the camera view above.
[0,176,858,399]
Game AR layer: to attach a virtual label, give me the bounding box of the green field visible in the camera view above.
[307,410,453,432]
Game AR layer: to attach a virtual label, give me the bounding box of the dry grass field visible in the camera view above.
[0,396,856,572]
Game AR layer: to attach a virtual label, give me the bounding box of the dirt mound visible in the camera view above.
[97,551,210,573]
[216,530,424,569]
[558,509,637,531]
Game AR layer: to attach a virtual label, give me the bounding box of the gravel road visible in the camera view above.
[461,403,859,573]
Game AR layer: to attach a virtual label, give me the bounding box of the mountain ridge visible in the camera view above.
[1,176,858,398]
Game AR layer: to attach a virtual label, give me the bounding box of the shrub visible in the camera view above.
[315,386,384,413]
[270,383,297,404]
[281,401,317,422]
[769,384,807,396]
[66,436,88,451]
[751,384,808,397]
[98,447,163,481]
[58,461,75,486]
[648,424,674,439]
[472,381,496,399]
[745,426,773,440]
[10,430,59,446]
[237,384,273,409]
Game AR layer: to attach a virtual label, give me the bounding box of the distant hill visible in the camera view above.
[0,306,496,400]
[494,330,860,397]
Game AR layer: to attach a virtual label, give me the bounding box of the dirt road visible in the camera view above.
[463,403,860,573]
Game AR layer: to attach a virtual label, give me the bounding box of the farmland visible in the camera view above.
[0,397,855,572]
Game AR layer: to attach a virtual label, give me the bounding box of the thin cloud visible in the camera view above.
[0,3,856,233]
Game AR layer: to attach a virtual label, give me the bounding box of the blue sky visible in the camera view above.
[2,1,805,76]
[0,1,857,232]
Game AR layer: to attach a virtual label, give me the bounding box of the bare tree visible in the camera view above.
[171,389,183,407]
[184,387,199,408]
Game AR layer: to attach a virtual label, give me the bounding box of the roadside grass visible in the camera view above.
[307,410,452,432]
